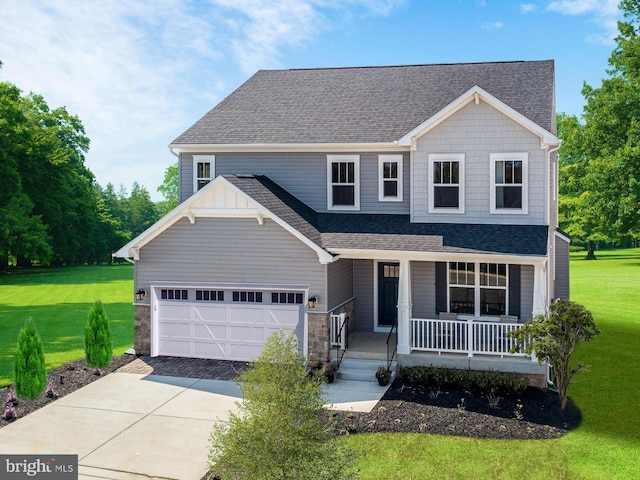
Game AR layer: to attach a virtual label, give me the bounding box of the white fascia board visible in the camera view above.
[327,247,547,264]
[114,175,335,265]
[218,178,335,265]
[554,229,571,243]
[112,176,229,258]
[169,142,405,153]
[397,85,560,148]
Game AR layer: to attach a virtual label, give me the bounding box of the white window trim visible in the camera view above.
[428,153,465,214]
[327,154,360,211]
[378,154,403,202]
[193,155,215,193]
[447,261,509,318]
[490,152,528,214]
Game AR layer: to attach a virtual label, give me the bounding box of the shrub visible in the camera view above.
[84,300,113,368]
[509,300,600,409]
[14,318,47,400]
[209,329,359,480]
[399,365,528,396]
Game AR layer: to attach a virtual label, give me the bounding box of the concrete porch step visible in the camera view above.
[332,357,398,383]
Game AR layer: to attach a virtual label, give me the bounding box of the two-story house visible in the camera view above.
[115,60,567,386]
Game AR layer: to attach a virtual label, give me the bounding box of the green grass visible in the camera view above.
[0,264,134,386]
[347,248,640,479]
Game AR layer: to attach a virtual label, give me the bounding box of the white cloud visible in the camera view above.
[0,0,402,199]
[482,21,505,30]
[547,0,621,44]
[520,3,536,14]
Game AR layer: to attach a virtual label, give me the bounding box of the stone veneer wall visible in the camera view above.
[134,304,151,356]
[307,298,355,365]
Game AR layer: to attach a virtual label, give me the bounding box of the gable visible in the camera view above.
[398,86,558,148]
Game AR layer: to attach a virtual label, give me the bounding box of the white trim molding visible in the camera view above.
[428,153,465,214]
[378,154,404,202]
[327,154,360,211]
[490,152,528,215]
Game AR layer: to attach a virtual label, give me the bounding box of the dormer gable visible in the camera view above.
[398,85,559,149]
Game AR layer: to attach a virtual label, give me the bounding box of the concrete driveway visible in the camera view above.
[0,370,388,480]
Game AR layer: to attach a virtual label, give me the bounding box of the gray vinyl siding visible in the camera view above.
[554,234,570,300]
[179,153,193,203]
[411,261,436,318]
[179,151,410,214]
[520,265,535,321]
[353,259,374,331]
[412,100,547,225]
[136,217,327,309]
[327,258,354,310]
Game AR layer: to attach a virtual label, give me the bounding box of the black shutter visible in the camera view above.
[435,262,447,314]
[509,264,521,317]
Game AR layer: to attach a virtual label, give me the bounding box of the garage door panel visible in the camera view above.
[159,321,191,339]
[156,296,301,361]
[193,324,226,340]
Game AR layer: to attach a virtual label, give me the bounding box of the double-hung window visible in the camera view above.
[327,155,360,210]
[378,154,403,202]
[429,153,464,213]
[490,153,527,213]
[193,155,215,192]
[448,262,507,316]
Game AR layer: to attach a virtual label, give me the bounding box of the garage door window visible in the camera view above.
[233,291,263,302]
[272,292,304,304]
[161,289,188,300]
[196,290,224,301]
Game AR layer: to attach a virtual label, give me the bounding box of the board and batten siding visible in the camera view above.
[554,234,570,301]
[411,261,436,318]
[353,259,374,331]
[327,258,354,310]
[412,100,548,225]
[179,151,410,214]
[136,217,327,309]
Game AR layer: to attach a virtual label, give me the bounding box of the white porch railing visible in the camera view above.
[411,318,529,358]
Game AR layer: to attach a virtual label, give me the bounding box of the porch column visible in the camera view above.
[532,260,548,317]
[397,258,412,355]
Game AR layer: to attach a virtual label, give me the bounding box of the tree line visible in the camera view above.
[558,0,640,258]
[0,61,178,268]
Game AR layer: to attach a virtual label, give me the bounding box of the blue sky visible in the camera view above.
[0,0,622,200]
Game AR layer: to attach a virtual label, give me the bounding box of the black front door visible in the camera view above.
[378,262,399,327]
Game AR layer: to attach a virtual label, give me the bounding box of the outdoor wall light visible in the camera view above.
[308,295,319,309]
[135,289,147,302]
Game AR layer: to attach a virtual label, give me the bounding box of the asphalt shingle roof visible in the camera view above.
[172,60,555,145]
[224,175,548,257]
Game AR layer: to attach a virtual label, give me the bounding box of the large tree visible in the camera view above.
[156,162,179,216]
[574,0,640,245]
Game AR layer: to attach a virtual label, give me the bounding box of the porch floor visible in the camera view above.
[335,330,547,386]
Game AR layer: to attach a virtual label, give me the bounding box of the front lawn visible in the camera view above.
[348,248,640,479]
[0,264,134,386]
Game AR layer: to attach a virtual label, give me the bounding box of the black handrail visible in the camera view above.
[334,315,349,369]
[386,320,398,373]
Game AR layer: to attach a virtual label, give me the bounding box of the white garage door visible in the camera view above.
[156,301,301,361]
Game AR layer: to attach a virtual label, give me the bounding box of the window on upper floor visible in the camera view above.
[490,152,528,214]
[193,155,215,192]
[327,155,360,210]
[448,262,507,317]
[378,154,403,202]
[429,153,465,213]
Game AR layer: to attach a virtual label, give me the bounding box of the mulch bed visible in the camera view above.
[338,378,581,439]
[0,355,136,428]
[2,356,580,440]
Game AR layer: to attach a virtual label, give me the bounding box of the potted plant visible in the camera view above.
[375,365,391,386]
[323,362,337,383]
